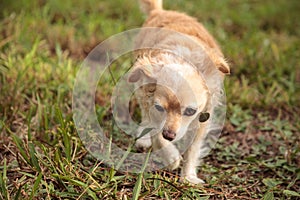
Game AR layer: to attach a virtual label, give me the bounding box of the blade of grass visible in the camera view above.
[52,174,88,188]
[29,173,42,200]
[26,107,34,141]
[107,118,115,160]
[55,106,71,162]
[36,93,43,132]
[107,52,116,86]
[132,172,143,200]
[11,134,30,165]
[115,127,154,173]
[132,149,151,200]
[76,183,98,200]
[135,127,154,141]
[28,142,41,172]
[0,158,8,200]
[14,184,23,200]
[115,143,133,171]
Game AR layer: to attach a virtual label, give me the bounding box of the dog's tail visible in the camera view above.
[139,0,163,15]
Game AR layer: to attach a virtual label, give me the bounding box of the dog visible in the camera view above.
[127,0,230,184]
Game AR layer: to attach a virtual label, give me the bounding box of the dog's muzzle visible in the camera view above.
[162,129,176,141]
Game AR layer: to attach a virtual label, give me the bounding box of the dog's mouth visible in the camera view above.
[162,129,176,141]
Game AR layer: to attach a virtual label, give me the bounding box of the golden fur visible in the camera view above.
[128,0,230,184]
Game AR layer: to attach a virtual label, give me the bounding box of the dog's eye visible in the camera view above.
[155,104,164,112]
[183,108,197,116]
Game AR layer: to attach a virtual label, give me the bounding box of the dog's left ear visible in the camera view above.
[216,57,230,75]
[208,51,230,74]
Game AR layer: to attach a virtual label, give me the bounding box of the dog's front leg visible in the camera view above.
[181,123,208,184]
[134,95,153,151]
[151,132,182,170]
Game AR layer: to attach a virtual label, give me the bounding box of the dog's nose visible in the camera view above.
[162,129,176,141]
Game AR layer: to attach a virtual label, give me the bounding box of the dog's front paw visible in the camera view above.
[167,157,181,171]
[135,137,152,152]
[183,175,205,184]
[162,146,182,170]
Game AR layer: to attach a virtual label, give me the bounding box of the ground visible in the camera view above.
[0,0,299,199]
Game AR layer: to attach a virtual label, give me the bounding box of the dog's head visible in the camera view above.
[128,54,212,141]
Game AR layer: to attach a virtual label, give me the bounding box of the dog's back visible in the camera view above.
[138,0,230,74]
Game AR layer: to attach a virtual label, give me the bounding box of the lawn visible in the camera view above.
[0,0,299,199]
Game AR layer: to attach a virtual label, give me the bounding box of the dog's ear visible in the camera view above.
[208,51,230,74]
[128,64,158,83]
[216,57,230,74]
[128,67,145,82]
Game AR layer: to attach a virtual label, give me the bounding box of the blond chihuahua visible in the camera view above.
[128,0,230,184]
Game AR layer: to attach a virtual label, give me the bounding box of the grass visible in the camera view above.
[0,0,299,199]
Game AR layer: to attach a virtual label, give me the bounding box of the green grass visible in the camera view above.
[0,0,299,199]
